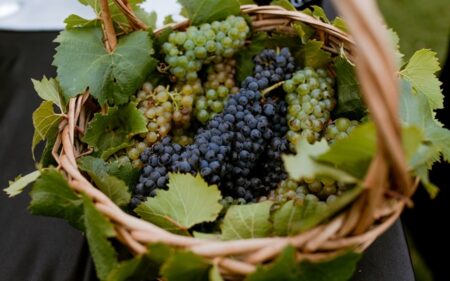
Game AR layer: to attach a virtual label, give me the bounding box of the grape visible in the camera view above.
[134,48,296,202]
[195,58,239,123]
[325,117,359,144]
[283,67,336,147]
[163,15,249,82]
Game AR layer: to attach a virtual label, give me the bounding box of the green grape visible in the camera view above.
[194,58,238,123]
[284,68,336,146]
[162,15,249,82]
[324,117,359,144]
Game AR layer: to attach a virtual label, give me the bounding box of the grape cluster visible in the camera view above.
[195,59,239,123]
[132,48,296,206]
[283,67,336,147]
[325,117,359,144]
[263,178,350,207]
[162,16,249,81]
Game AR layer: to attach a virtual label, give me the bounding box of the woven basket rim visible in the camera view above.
[52,1,415,277]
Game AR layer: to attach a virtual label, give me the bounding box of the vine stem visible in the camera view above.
[261,81,284,96]
[100,0,117,52]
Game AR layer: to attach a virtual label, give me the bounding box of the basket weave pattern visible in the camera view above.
[52,0,415,277]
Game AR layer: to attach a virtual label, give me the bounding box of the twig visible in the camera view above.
[100,0,117,52]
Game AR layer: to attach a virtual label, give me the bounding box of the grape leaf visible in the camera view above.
[135,173,223,234]
[273,185,363,235]
[400,49,443,110]
[32,101,63,158]
[271,0,296,11]
[282,139,358,184]
[400,80,450,163]
[399,80,450,197]
[82,103,147,159]
[106,244,173,281]
[64,14,100,29]
[78,156,131,206]
[106,158,140,189]
[295,40,332,68]
[333,56,366,119]
[193,231,221,240]
[79,0,154,31]
[53,28,156,105]
[31,76,66,111]
[83,194,118,280]
[161,251,211,281]
[4,170,41,197]
[387,28,404,69]
[246,246,361,281]
[332,17,348,32]
[39,124,59,167]
[29,168,84,230]
[292,22,315,44]
[209,264,224,281]
[235,32,268,83]
[317,123,377,179]
[221,201,273,240]
[178,0,240,26]
[303,5,330,23]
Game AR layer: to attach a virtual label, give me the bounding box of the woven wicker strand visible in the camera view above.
[52,0,415,277]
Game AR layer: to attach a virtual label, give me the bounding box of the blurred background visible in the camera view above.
[1,0,449,280]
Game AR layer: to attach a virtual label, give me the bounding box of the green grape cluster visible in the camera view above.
[262,177,349,207]
[325,117,359,144]
[283,67,336,146]
[162,15,250,81]
[195,58,239,123]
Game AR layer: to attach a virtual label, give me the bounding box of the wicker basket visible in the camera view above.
[53,0,415,278]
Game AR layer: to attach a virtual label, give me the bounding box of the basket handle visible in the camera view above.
[332,0,412,231]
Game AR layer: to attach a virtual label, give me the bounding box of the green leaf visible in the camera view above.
[135,173,223,234]
[53,28,156,105]
[39,124,59,167]
[83,195,118,280]
[209,264,224,281]
[32,76,66,110]
[292,22,315,44]
[221,201,273,240]
[106,244,173,281]
[193,231,222,240]
[283,139,358,184]
[135,10,157,29]
[400,80,450,164]
[399,80,450,197]
[332,17,348,32]
[106,158,140,189]
[80,0,150,32]
[161,251,210,281]
[400,49,443,110]
[333,56,366,119]
[78,156,131,206]
[236,32,267,83]
[317,123,377,179]
[295,40,332,68]
[32,101,62,158]
[82,104,147,159]
[305,6,330,23]
[178,0,240,25]
[4,170,41,197]
[246,246,361,281]
[386,28,404,69]
[273,185,363,235]
[64,14,100,29]
[271,0,296,11]
[29,168,84,230]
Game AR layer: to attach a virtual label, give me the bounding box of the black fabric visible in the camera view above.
[0,31,414,281]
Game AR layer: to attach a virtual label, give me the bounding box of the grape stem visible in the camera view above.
[261,81,284,96]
